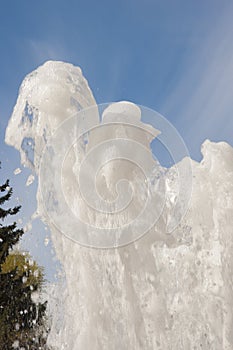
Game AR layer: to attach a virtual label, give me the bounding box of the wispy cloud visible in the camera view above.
[28,39,68,65]
[162,3,233,157]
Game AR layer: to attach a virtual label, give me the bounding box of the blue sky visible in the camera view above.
[1,1,233,159]
[1,0,233,278]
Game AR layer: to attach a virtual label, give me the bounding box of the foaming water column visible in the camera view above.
[5,61,233,349]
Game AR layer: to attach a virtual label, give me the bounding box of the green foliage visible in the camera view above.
[1,252,44,288]
[0,164,50,349]
[0,253,49,349]
[0,177,24,267]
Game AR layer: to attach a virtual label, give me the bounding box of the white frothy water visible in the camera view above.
[5,61,233,349]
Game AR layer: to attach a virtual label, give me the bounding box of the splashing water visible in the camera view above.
[5,61,233,349]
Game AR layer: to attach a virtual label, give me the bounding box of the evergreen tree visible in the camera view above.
[0,164,50,349]
[0,176,23,268]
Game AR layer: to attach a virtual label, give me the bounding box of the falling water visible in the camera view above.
[5,61,233,349]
